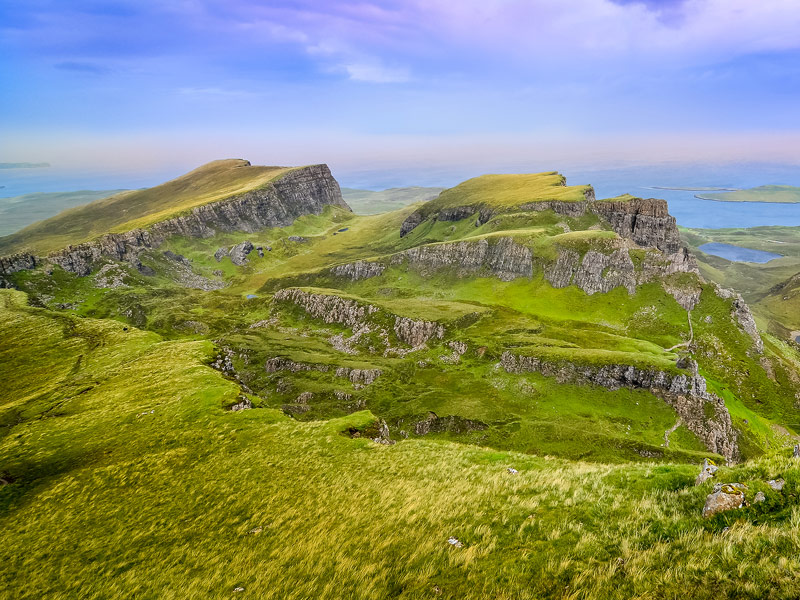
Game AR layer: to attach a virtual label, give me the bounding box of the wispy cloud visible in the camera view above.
[54,61,110,74]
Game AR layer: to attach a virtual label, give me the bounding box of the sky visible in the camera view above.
[3,0,800,181]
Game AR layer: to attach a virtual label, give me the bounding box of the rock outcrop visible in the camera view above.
[590,198,682,254]
[273,288,378,328]
[0,164,347,278]
[394,316,445,347]
[331,261,386,281]
[229,241,254,266]
[702,483,747,518]
[501,352,738,461]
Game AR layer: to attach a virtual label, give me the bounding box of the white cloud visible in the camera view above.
[343,62,410,83]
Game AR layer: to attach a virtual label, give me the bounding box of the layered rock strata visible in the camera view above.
[0,165,347,278]
[500,351,739,462]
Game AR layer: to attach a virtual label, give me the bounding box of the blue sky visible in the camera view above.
[2,0,800,178]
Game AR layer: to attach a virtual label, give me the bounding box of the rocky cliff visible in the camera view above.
[500,351,739,461]
[0,164,348,278]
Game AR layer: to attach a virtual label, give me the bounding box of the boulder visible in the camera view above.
[702,483,746,518]
[768,478,785,491]
[229,241,254,266]
[695,458,719,485]
[754,491,766,503]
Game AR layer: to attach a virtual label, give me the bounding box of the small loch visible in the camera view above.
[698,242,783,264]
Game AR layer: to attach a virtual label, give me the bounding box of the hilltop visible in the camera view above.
[0,159,295,255]
[2,163,800,598]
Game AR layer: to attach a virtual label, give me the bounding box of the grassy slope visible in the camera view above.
[0,159,290,255]
[697,185,800,203]
[5,289,800,599]
[0,190,126,237]
[414,172,591,218]
[342,186,444,215]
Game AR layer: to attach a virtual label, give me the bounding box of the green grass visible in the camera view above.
[0,159,291,255]
[4,288,800,599]
[697,185,800,203]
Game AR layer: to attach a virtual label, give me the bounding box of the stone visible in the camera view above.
[695,458,719,485]
[703,483,746,518]
[229,241,254,266]
[296,391,314,404]
[768,478,785,491]
[754,491,766,503]
[287,235,308,242]
[507,467,518,475]
[214,247,228,262]
[794,444,800,458]
[229,396,252,412]
[0,164,347,278]
[447,537,463,548]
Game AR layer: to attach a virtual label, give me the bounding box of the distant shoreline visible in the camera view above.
[0,162,51,169]
[647,186,740,192]
[694,194,800,204]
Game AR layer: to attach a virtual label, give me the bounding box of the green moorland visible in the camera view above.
[4,166,800,597]
[697,185,800,203]
[0,159,290,255]
[342,186,445,215]
[4,289,800,599]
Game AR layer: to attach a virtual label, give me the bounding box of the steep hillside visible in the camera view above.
[0,159,302,255]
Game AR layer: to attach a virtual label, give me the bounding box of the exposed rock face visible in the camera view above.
[265,357,330,373]
[545,245,698,298]
[714,286,764,354]
[273,288,378,328]
[331,261,386,281]
[501,352,738,461]
[702,483,747,518]
[335,367,382,386]
[229,241,254,266]
[412,411,487,435]
[214,247,229,262]
[229,396,253,411]
[399,188,595,238]
[394,316,445,347]
[0,164,348,277]
[591,198,682,254]
[400,237,532,281]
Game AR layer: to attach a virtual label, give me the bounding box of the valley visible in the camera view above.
[2,160,800,598]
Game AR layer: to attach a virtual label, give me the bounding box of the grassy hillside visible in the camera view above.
[414,172,591,216]
[5,168,800,597]
[4,289,800,599]
[697,185,800,203]
[0,159,290,255]
[0,189,125,237]
[342,186,444,215]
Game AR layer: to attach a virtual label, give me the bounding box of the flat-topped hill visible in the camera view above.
[400,172,594,237]
[0,159,293,255]
[697,185,800,204]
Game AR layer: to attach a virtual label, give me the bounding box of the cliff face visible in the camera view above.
[591,198,683,255]
[500,351,739,461]
[0,165,347,278]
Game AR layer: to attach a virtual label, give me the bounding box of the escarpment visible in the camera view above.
[0,164,348,278]
[501,352,739,461]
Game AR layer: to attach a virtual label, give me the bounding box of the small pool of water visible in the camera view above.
[246,294,258,299]
[698,242,783,263]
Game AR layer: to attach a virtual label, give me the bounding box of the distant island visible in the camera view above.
[649,186,739,192]
[696,185,800,203]
[0,162,51,169]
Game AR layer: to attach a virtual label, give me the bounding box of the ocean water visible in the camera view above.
[698,242,783,263]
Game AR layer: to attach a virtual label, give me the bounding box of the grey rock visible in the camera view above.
[331,260,386,281]
[695,458,719,485]
[1,164,347,277]
[287,236,307,242]
[229,241,254,266]
[754,491,766,503]
[703,483,746,518]
[229,396,253,412]
[273,288,379,328]
[794,444,800,458]
[296,391,314,404]
[413,411,487,435]
[214,247,229,262]
[768,478,785,491]
[501,350,738,461]
[394,316,445,347]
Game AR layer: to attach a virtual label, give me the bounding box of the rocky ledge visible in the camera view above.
[0,164,348,278]
[500,351,739,462]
